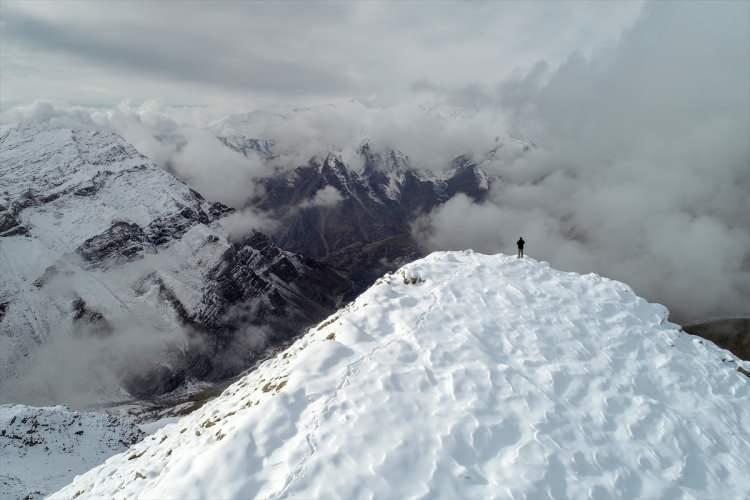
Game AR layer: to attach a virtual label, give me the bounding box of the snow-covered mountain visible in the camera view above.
[0,124,351,403]
[222,138,491,288]
[0,404,144,500]
[50,252,750,499]
[209,102,533,289]
[208,102,538,292]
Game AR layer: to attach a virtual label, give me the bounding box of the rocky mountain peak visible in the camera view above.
[250,139,491,289]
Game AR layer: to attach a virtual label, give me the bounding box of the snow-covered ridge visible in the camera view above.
[51,252,750,499]
[0,404,143,500]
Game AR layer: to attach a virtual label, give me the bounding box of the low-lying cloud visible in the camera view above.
[416,1,750,322]
[220,209,279,243]
[0,258,194,407]
[299,186,344,209]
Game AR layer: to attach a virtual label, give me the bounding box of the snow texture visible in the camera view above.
[0,404,143,500]
[51,252,750,499]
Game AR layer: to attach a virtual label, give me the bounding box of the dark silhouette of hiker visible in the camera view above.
[517,237,525,258]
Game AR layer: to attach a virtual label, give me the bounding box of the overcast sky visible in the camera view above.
[1,0,645,109]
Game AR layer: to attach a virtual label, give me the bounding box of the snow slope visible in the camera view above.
[0,123,350,403]
[0,124,225,388]
[0,405,143,500]
[51,252,750,499]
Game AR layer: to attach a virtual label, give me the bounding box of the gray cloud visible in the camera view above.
[418,1,750,322]
[0,1,643,107]
[220,209,279,243]
[0,255,194,407]
[1,6,353,98]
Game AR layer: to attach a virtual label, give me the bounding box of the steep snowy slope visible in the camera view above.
[0,124,350,403]
[51,252,750,499]
[0,404,143,500]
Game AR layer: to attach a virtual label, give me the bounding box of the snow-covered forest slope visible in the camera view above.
[51,252,750,499]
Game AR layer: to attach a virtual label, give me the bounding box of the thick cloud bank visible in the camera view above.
[418,1,750,322]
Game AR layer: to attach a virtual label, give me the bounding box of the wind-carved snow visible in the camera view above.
[50,252,750,499]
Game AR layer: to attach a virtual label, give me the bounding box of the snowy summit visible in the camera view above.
[51,252,750,499]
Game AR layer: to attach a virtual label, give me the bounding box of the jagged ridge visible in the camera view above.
[244,140,491,288]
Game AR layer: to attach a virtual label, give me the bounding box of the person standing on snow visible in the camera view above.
[517,237,525,258]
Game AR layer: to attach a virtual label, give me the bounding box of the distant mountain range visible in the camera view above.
[223,135,499,288]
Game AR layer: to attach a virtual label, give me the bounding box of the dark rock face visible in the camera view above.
[187,232,351,381]
[0,205,28,237]
[77,221,149,268]
[71,297,112,337]
[201,232,350,327]
[446,155,491,202]
[207,200,234,220]
[684,318,750,361]
[145,202,230,246]
[76,198,232,267]
[252,144,490,289]
[123,365,186,400]
[219,135,275,160]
